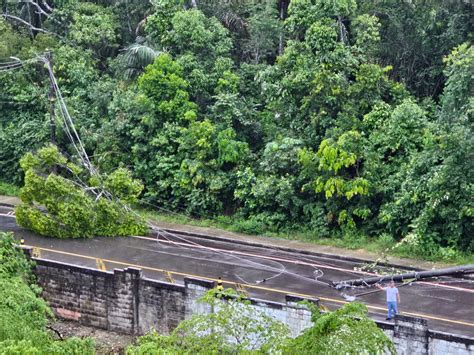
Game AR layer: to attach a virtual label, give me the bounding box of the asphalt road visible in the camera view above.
[1,206,473,336]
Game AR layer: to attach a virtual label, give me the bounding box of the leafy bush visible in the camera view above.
[127,289,290,354]
[128,290,395,354]
[0,232,32,280]
[0,232,95,353]
[286,302,395,354]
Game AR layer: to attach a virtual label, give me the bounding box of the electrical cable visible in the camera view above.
[136,199,474,293]
[138,198,366,274]
[148,224,332,287]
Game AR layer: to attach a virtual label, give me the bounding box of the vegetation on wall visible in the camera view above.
[0,232,95,353]
[0,0,472,258]
[127,289,394,354]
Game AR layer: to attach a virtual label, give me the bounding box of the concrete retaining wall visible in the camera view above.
[33,258,317,336]
[32,257,474,354]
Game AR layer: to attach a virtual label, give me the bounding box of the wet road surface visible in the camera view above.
[1,206,473,336]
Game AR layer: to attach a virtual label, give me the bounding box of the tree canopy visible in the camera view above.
[0,0,472,257]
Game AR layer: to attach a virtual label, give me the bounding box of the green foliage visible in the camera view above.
[0,232,33,281]
[128,290,395,354]
[287,0,357,38]
[243,1,282,64]
[137,53,197,124]
[166,10,232,59]
[352,14,381,59]
[0,232,95,353]
[0,276,52,347]
[16,145,147,238]
[68,2,119,53]
[440,43,473,120]
[0,181,19,197]
[127,289,290,354]
[286,302,395,354]
[1,0,472,259]
[0,19,27,58]
[134,54,248,215]
[356,1,473,98]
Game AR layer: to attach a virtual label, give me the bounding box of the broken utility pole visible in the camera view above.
[332,264,474,288]
[44,51,56,146]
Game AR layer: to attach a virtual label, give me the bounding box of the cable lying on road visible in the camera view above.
[133,231,474,294]
[150,225,333,287]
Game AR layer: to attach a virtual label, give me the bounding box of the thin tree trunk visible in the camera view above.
[125,0,133,36]
[278,0,289,55]
[27,3,34,37]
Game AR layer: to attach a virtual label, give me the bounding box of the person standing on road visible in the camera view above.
[376,281,400,320]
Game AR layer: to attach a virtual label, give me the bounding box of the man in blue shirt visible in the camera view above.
[376,281,401,320]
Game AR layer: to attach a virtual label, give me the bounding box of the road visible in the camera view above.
[1,205,473,336]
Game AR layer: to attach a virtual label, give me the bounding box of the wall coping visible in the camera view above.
[34,257,114,277]
[395,314,428,326]
[184,277,215,289]
[141,276,185,293]
[429,330,474,346]
[374,320,395,331]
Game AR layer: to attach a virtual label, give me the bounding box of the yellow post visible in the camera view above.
[235,283,248,296]
[32,247,41,258]
[165,271,175,284]
[96,258,107,271]
[319,303,330,312]
[216,277,224,291]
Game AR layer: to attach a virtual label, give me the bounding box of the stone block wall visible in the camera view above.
[33,258,318,337]
[393,315,429,354]
[376,316,474,355]
[32,257,474,354]
[428,331,474,355]
[37,261,110,329]
[139,277,185,334]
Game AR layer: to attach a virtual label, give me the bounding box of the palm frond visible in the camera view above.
[119,42,161,80]
[121,43,160,67]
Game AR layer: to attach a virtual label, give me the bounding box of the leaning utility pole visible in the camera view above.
[44,51,56,146]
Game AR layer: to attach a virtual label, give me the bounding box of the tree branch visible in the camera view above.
[1,13,57,35]
[46,325,64,340]
[40,0,53,13]
[28,0,61,25]
[28,0,51,17]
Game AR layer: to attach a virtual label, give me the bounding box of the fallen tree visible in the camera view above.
[16,145,147,238]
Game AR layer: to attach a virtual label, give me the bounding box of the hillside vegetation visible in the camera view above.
[0,0,472,260]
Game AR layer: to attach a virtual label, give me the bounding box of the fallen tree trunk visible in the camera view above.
[333,264,474,288]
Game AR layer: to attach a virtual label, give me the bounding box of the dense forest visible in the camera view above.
[0,0,472,260]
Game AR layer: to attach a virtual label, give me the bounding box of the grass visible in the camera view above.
[140,209,474,266]
[0,181,19,197]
